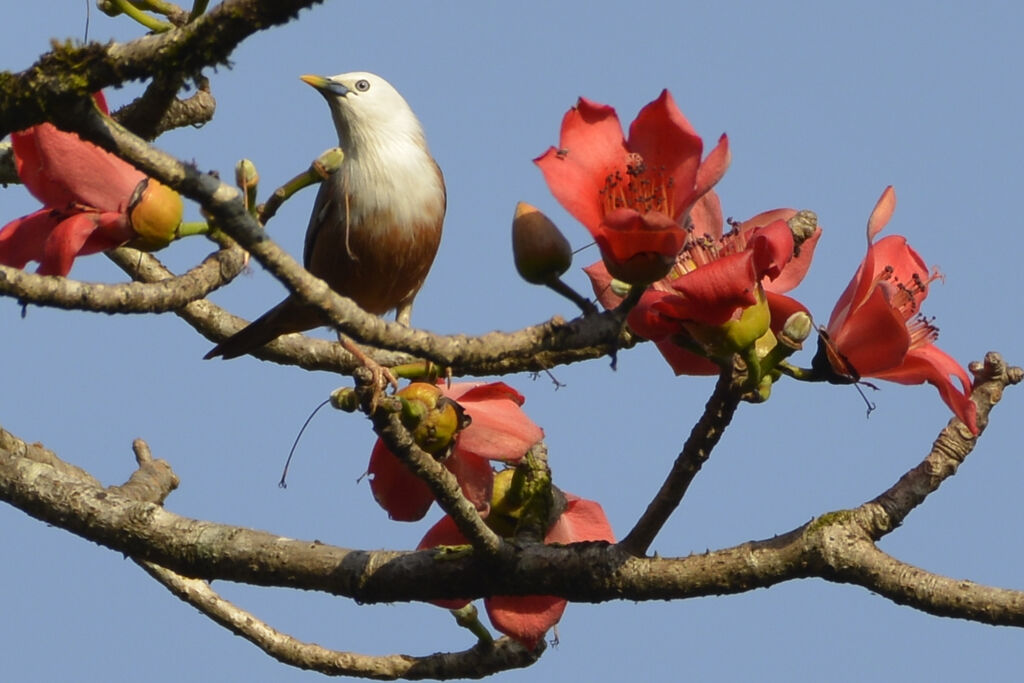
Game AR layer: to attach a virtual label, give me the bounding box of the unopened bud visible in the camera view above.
[235,159,259,188]
[312,147,345,178]
[512,202,572,285]
[329,387,360,412]
[780,311,813,347]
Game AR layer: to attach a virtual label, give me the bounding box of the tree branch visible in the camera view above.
[0,245,245,313]
[139,561,542,679]
[3,353,1019,625]
[0,0,324,136]
[363,379,504,557]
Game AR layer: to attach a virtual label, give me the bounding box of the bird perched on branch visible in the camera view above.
[205,71,445,360]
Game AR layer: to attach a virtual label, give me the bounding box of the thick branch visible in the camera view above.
[0,0,323,136]
[5,356,1021,623]
[0,246,245,313]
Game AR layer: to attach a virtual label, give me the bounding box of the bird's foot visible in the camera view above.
[340,336,398,411]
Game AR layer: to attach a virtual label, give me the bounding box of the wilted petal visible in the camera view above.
[545,496,616,544]
[12,92,143,212]
[416,516,473,610]
[445,450,494,513]
[367,440,435,522]
[485,596,567,650]
[0,210,60,269]
[444,382,544,461]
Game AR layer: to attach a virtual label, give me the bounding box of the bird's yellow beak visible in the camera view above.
[301,74,350,98]
[300,74,330,89]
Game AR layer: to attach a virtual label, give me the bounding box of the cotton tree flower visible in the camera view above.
[586,191,820,375]
[535,90,729,285]
[368,382,545,521]
[0,92,182,276]
[418,492,615,649]
[812,186,978,434]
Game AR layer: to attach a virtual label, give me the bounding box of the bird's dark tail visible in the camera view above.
[204,298,324,360]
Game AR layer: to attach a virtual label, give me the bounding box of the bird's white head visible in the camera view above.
[300,71,426,156]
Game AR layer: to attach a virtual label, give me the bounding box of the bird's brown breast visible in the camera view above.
[304,183,444,314]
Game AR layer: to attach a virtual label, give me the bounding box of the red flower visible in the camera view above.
[535,91,729,284]
[368,382,545,521]
[585,191,820,374]
[418,494,615,649]
[0,92,183,276]
[814,186,978,434]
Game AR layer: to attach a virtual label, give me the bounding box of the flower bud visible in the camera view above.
[127,178,184,250]
[780,310,813,346]
[235,158,259,188]
[329,387,360,412]
[313,147,345,178]
[512,202,572,285]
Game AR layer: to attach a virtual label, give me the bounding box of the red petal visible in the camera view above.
[545,497,616,544]
[445,451,494,512]
[417,516,472,610]
[0,210,60,269]
[485,596,567,650]
[11,93,139,212]
[626,90,704,218]
[765,291,809,333]
[748,220,795,282]
[449,381,526,406]
[582,260,624,310]
[367,440,435,521]
[867,186,897,242]
[828,285,910,376]
[626,289,688,341]
[448,386,544,462]
[692,133,731,203]
[534,97,628,232]
[688,190,724,239]
[596,209,687,263]
[655,339,720,375]
[872,344,978,435]
[771,223,820,293]
[668,251,759,325]
[38,212,106,276]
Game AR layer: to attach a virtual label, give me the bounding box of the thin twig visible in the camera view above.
[618,368,741,555]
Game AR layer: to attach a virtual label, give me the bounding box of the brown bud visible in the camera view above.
[512,202,572,285]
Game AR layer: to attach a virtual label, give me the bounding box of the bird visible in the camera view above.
[205,71,446,360]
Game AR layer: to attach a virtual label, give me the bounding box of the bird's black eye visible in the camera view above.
[355,79,370,92]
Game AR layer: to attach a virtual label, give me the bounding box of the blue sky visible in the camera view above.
[3,2,1023,681]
